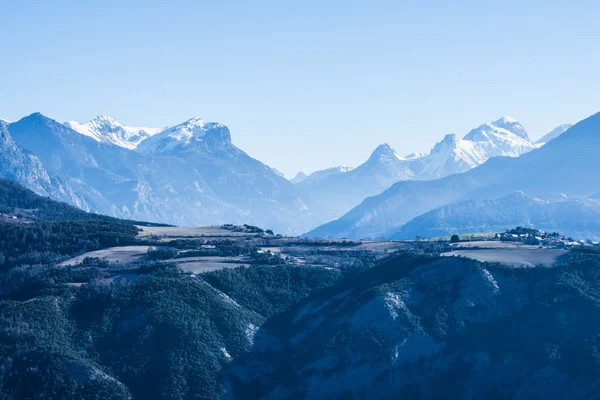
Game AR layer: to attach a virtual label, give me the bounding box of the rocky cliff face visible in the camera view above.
[227,253,600,399]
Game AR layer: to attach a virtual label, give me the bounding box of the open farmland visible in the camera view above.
[442,246,568,266]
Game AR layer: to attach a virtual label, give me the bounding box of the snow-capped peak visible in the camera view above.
[432,133,460,151]
[0,118,11,124]
[291,171,308,183]
[407,117,537,180]
[462,117,535,158]
[157,117,226,143]
[369,143,403,161]
[490,116,529,140]
[65,116,162,149]
[136,117,232,154]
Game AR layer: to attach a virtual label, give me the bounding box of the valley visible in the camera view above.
[1,178,599,400]
[59,224,409,275]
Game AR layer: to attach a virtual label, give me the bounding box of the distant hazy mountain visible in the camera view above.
[300,165,354,185]
[291,171,308,183]
[295,144,414,222]
[299,117,537,224]
[270,167,286,178]
[5,113,312,234]
[411,116,536,180]
[392,191,600,240]
[65,115,162,149]
[408,134,486,180]
[536,123,572,145]
[305,112,600,239]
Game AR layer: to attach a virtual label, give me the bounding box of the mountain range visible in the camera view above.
[294,117,544,222]
[2,113,311,234]
[0,112,571,235]
[306,112,600,239]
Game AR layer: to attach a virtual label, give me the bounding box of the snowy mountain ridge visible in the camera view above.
[136,117,231,154]
[65,115,163,149]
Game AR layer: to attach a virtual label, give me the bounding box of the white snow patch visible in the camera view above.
[221,347,233,360]
[65,115,162,149]
[481,268,500,294]
[245,323,259,345]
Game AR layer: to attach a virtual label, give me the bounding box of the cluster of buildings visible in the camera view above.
[499,229,594,248]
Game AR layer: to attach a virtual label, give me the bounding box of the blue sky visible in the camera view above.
[1,0,599,177]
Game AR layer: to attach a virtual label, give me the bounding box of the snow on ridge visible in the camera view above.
[65,116,163,149]
[135,117,231,154]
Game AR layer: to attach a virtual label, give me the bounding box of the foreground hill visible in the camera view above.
[306,112,600,239]
[228,250,600,399]
[4,177,600,399]
[0,177,375,400]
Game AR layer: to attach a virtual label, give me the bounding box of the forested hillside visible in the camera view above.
[0,179,167,268]
[229,249,600,399]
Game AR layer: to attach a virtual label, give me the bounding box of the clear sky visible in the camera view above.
[1,0,599,177]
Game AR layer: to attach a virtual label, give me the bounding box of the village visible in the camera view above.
[494,227,594,248]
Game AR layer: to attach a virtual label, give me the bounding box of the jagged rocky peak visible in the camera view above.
[16,112,62,130]
[291,171,308,183]
[432,133,460,152]
[368,143,401,161]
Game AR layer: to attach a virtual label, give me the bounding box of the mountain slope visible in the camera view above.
[537,124,572,145]
[228,252,600,399]
[8,113,312,234]
[65,115,162,149]
[298,165,354,185]
[408,134,487,179]
[306,114,597,239]
[291,171,308,183]
[296,144,414,222]
[392,192,600,240]
[0,121,84,205]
